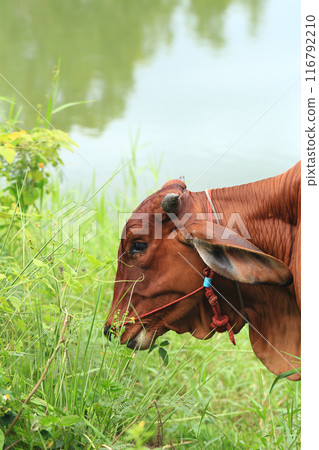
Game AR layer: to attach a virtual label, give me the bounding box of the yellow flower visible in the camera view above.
[8,132,21,140]
[38,162,44,169]
[8,130,26,141]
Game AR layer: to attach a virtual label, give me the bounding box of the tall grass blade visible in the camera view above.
[269,368,301,394]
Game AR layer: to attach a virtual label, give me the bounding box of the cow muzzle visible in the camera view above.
[126,329,151,350]
[104,322,152,349]
[103,324,114,341]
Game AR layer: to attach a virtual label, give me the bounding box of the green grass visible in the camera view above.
[0,167,301,449]
[0,130,301,449]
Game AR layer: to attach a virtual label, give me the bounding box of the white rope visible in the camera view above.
[205,189,220,223]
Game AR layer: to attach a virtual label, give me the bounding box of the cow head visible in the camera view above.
[105,178,293,359]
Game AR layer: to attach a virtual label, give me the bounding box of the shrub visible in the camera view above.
[0,127,76,210]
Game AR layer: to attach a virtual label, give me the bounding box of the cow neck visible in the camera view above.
[204,189,237,344]
[205,188,248,325]
[204,165,299,265]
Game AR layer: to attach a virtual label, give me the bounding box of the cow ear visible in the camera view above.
[184,221,292,286]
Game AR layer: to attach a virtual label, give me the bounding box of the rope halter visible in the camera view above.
[120,266,235,345]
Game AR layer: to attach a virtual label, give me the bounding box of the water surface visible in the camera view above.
[0,0,300,197]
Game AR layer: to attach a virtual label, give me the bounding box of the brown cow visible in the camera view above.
[105,162,301,380]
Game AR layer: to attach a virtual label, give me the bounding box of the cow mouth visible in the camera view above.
[104,320,168,350]
[104,322,154,350]
[126,329,152,350]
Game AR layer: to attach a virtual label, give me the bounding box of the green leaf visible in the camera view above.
[9,296,22,309]
[158,347,169,366]
[86,254,103,268]
[53,129,78,149]
[99,380,124,394]
[0,96,15,103]
[23,187,39,205]
[30,170,43,182]
[40,416,60,426]
[269,368,301,394]
[33,258,47,268]
[52,100,95,115]
[41,278,55,292]
[0,146,16,164]
[148,344,158,354]
[0,429,5,449]
[0,274,6,281]
[58,415,81,426]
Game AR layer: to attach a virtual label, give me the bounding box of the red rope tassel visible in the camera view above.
[203,268,236,345]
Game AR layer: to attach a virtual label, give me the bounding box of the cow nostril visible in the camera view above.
[104,325,114,341]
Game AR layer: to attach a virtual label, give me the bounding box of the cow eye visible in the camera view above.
[129,241,148,255]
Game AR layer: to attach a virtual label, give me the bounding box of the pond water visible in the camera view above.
[0,0,300,197]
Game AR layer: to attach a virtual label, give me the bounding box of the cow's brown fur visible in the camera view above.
[105,162,301,380]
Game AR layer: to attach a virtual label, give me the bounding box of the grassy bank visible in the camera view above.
[0,170,301,449]
[0,105,300,448]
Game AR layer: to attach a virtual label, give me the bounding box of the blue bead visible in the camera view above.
[203,277,213,288]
